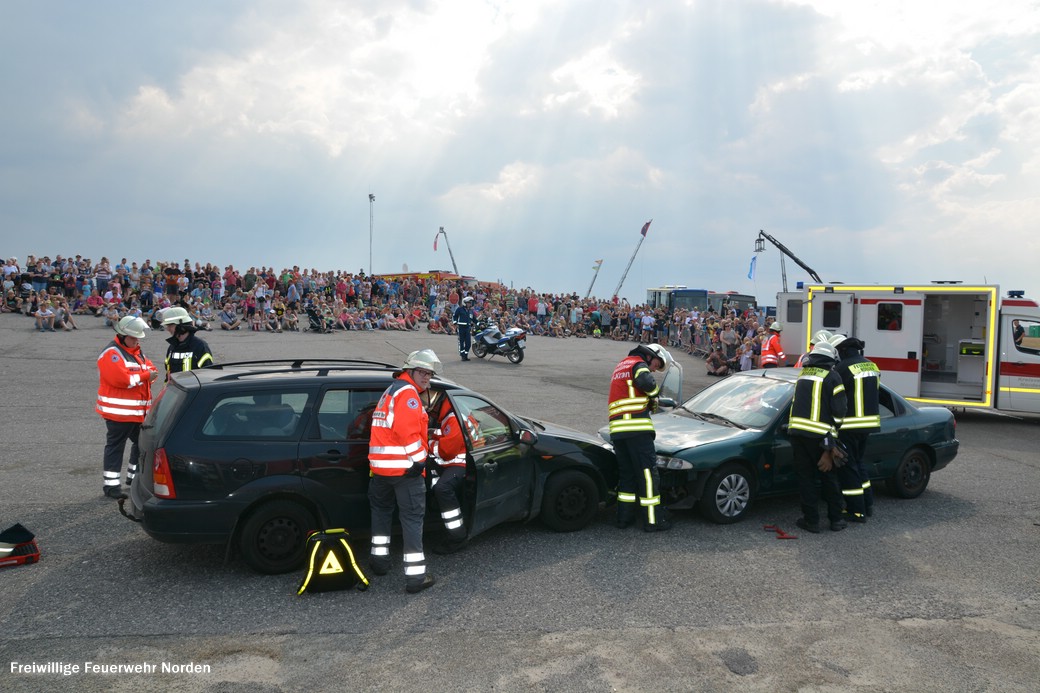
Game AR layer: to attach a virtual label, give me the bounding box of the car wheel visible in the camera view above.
[239,500,316,574]
[698,462,753,524]
[473,341,487,358]
[888,447,931,499]
[541,470,599,532]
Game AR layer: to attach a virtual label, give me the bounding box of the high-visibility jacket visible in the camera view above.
[164,333,213,380]
[429,397,474,467]
[836,355,881,430]
[96,338,157,423]
[789,365,847,438]
[608,354,660,438]
[368,372,429,476]
[760,333,785,367]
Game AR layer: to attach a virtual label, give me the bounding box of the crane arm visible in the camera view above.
[756,230,822,284]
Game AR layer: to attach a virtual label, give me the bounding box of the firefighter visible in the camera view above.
[453,295,475,360]
[425,390,475,554]
[760,322,786,368]
[161,306,214,381]
[96,316,159,499]
[831,334,881,520]
[608,342,674,532]
[789,340,848,533]
[368,348,440,593]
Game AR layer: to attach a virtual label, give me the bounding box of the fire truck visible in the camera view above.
[775,282,1040,414]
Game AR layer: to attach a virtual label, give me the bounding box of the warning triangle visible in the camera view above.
[319,551,344,575]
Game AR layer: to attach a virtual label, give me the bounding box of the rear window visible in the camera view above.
[200,390,310,439]
[145,385,188,441]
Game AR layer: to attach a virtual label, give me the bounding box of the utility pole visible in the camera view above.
[368,193,375,276]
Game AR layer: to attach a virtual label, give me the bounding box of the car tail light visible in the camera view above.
[153,448,177,499]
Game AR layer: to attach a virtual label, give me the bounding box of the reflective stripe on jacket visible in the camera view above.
[608,355,659,437]
[96,339,156,423]
[369,373,429,476]
[164,333,214,380]
[788,366,846,437]
[837,357,881,430]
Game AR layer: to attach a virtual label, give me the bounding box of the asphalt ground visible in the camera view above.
[0,315,1038,692]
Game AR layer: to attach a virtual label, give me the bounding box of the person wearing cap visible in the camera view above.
[608,342,675,532]
[788,341,847,533]
[831,334,881,520]
[96,316,159,499]
[161,306,214,382]
[368,348,441,593]
[760,321,786,368]
[453,295,475,361]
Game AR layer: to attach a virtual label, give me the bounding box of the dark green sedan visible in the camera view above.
[600,369,959,524]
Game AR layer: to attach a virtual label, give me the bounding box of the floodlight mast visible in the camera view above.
[754,229,823,292]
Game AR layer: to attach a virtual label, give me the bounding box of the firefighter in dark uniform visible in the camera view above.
[789,340,848,533]
[425,389,475,554]
[368,349,440,593]
[160,306,214,381]
[831,334,881,520]
[608,343,674,532]
[453,295,475,360]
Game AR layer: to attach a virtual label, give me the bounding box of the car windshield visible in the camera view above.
[679,375,793,429]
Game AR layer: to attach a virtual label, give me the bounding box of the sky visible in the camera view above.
[2,0,1039,305]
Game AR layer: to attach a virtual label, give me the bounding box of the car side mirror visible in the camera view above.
[777,422,789,434]
[518,429,538,445]
[657,397,677,409]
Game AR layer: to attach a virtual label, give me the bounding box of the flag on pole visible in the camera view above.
[593,259,603,272]
[433,232,439,251]
[747,255,757,280]
[640,220,652,237]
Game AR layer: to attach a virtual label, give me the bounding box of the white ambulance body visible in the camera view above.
[775,283,1040,414]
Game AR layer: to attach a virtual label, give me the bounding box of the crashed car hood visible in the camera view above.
[649,412,755,455]
[524,418,607,446]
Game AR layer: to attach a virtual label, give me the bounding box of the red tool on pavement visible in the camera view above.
[763,524,798,539]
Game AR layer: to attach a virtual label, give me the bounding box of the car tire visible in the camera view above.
[887,447,931,499]
[239,499,316,574]
[541,470,599,532]
[698,462,753,524]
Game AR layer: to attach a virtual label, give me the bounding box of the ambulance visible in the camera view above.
[774,282,1040,414]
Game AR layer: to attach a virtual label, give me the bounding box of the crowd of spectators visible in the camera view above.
[2,254,772,374]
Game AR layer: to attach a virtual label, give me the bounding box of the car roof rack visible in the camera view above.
[206,358,400,380]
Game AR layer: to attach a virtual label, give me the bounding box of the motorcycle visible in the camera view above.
[472,318,527,364]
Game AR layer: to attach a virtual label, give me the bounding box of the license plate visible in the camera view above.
[517,339,526,348]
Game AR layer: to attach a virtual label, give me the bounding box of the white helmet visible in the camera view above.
[115,316,149,339]
[641,343,674,369]
[403,348,442,375]
[161,306,193,325]
[809,341,837,361]
[811,329,833,345]
[768,322,783,332]
[462,296,474,304]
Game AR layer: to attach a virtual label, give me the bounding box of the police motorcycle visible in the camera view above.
[471,317,527,364]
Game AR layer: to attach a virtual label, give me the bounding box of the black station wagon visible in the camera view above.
[124,359,617,573]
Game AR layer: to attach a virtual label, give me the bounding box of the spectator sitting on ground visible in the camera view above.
[3,289,21,313]
[35,300,57,331]
[706,346,730,376]
[86,289,105,316]
[102,302,122,327]
[55,299,78,331]
[219,302,241,330]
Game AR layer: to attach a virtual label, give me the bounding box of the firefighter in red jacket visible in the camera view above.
[368,349,440,594]
[608,343,674,532]
[760,322,786,368]
[426,391,476,554]
[96,316,159,499]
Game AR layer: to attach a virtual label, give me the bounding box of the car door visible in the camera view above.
[297,386,383,530]
[447,393,534,536]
